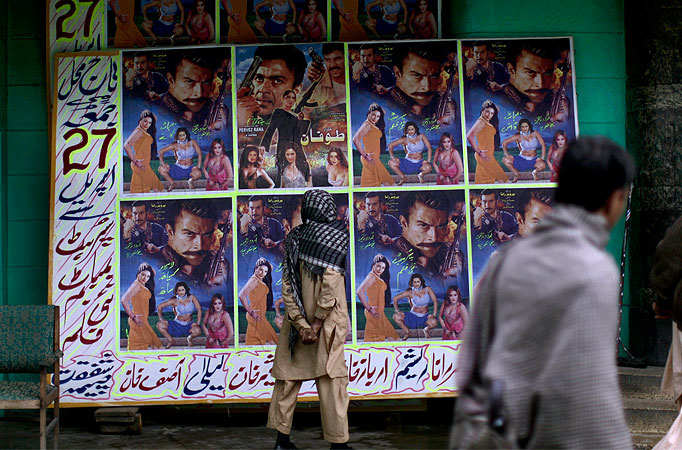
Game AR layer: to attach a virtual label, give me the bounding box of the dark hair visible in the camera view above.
[393,44,440,72]
[516,119,533,133]
[480,189,497,201]
[508,39,565,67]
[209,138,226,158]
[166,199,217,229]
[364,191,383,203]
[254,45,307,88]
[371,254,391,307]
[366,103,387,153]
[439,132,454,150]
[551,130,568,149]
[515,189,554,219]
[138,109,158,157]
[209,293,224,315]
[472,41,488,51]
[359,43,377,54]
[240,145,260,170]
[131,201,147,212]
[400,191,450,221]
[133,52,148,60]
[556,136,636,211]
[480,100,500,150]
[173,281,191,296]
[175,127,191,140]
[403,121,420,136]
[322,42,344,56]
[409,273,426,288]
[283,89,296,98]
[137,262,156,314]
[167,50,220,79]
[254,258,274,310]
[276,142,310,186]
[327,147,348,169]
[247,195,264,206]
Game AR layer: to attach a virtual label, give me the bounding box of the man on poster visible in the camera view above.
[125,52,168,102]
[122,201,168,254]
[155,199,228,287]
[158,51,228,131]
[239,196,286,261]
[464,41,508,92]
[514,189,553,238]
[453,136,635,448]
[268,190,351,450]
[386,45,457,126]
[472,190,518,244]
[351,43,396,96]
[391,191,458,280]
[496,39,570,123]
[236,45,308,130]
[356,192,401,249]
[306,43,348,108]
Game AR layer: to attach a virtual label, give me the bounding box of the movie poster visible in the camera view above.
[234,42,350,190]
[235,193,351,345]
[331,0,440,41]
[107,0,218,48]
[347,40,461,187]
[220,0,328,44]
[352,189,468,342]
[462,38,576,184]
[469,187,556,283]
[121,47,234,194]
[119,197,234,350]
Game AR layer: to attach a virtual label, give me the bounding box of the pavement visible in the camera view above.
[0,399,454,449]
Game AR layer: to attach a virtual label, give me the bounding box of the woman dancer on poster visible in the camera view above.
[298,0,326,42]
[155,281,203,349]
[239,258,279,345]
[408,0,436,39]
[202,293,234,348]
[124,109,165,193]
[392,273,438,340]
[387,121,432,185]
[122,263,163,351]
[357,254,399,342]
[353,103,395,187]
[332,0,367,41]
[158,127,203,191]
[254,0,297,40]
[221,0,259,43]
[203,138,233,190]
[326,147,349,187]
[502,118,547,182]
[439,284,468,340]
[239,145,276,189]
[547,130,568,183]
[432,132,463,185]
[467,99,509,184]
[276,142,312,188]
[141,0,185,45]
[365,0,407,39]
[185,0,214,44]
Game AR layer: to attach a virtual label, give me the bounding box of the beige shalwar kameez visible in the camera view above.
[267,266,349,443]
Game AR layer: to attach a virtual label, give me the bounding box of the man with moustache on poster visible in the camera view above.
[239,196,287,264]
[351,43,396,96]
[125,52,169,102]
[496,39,570,123]
[157,50,228,132]
[155,199,228,288]
[305,43,347,109]
[356,192,401,249]
[464,41,508,92]
[122,201,168,255]
[472,189,518,245]
[236,45,308,133]
[514,189,554,238]
[386,44,457,126]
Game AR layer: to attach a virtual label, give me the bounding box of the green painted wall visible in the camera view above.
[443,0,632,352]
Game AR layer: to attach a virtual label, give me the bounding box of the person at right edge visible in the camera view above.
[451,136,635,448]
[267,189,352,450]
[650,213,682,449]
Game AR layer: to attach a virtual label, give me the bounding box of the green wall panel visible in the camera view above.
[7,175,49,221]
[7,220,49,267]
[576,78,627,124]
[578,123,627,147]
[7,130,50,175]
[573,33,626,79]
[8,2,43,38]
[7,267,48,306]
[8,39,45,86]
[7,85,47,131]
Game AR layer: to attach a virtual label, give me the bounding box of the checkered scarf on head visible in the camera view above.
[283,189,349,355]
